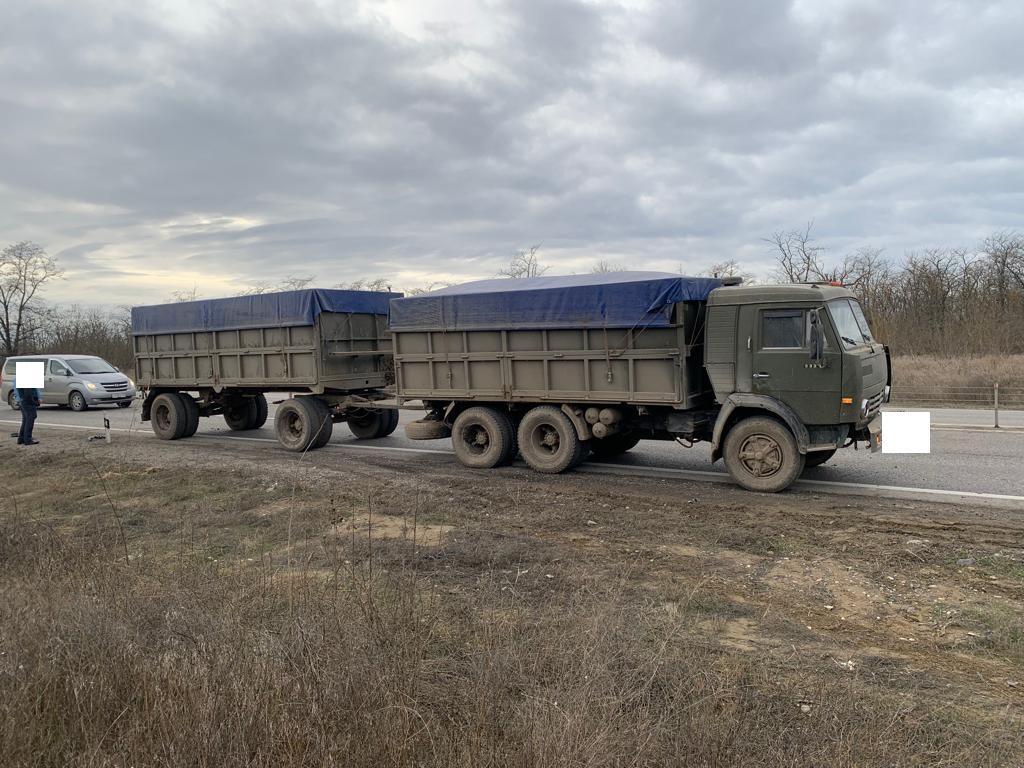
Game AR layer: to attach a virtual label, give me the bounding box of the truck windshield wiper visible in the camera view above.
[841,336,858,346]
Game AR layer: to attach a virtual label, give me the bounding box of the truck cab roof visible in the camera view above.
[708,283,858,306]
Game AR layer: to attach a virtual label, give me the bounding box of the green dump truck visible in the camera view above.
[390,273,889,492]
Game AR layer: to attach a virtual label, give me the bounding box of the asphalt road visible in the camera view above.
[4,402,1023,502]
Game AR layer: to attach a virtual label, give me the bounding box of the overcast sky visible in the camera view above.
[2,0,1022,305]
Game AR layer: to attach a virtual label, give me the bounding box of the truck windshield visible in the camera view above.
[827,299,873,348]
[67,357,118,374]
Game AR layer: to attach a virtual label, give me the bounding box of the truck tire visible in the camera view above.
[309,398,334,449]
[224,398,253,431]
[250,394,269,430]
[722,416,804,493]
[275,397,332,452]
[405,418,451,440]
[348,408,399,440]
[517,405,587,474]
[180,394,201,438]
[590,431,641,458]
[451,407,516,468]
[804,448,837,469]
[151,393,189,440]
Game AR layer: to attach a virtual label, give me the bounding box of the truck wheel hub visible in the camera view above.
[738,435,782,477]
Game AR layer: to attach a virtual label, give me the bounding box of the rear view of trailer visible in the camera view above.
[132,288,402,450]
[389,273,721,472]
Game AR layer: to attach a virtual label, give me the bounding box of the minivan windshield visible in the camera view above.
[66,357,118,374]
[827,299,874,348]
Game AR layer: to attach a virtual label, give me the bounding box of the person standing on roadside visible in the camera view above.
[15,385,41,445]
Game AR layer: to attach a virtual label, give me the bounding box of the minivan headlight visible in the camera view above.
[85,382,98,391]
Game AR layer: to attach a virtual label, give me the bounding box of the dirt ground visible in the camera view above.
[1,431,1022,767]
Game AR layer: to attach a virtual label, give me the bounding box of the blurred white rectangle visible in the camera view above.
[14,361,44,389]
[882,411,930,453]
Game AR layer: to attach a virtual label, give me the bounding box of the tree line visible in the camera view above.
[2,230,1022,369]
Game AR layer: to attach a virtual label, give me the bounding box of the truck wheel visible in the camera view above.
[224,399,253,431]
[348,408,398,439]
[309,398,334,449]
[723,416,804,493]
[179,394,200,438]
[250,394,268,429]
[804,448,837,469]
[275,397,332,452]
[451,407,515,468]
[69,391,88,412]
[405,418,451,440]
[590,432,641,458]
[517,405,587,474]
[151,393,189,440]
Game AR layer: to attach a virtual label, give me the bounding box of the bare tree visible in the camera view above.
[167,286,200,303]
[765,223,825,283]
[0,241,64,356]
[237,274,315,296]
[702,259,756,284]
[336,277,393,292]
[499,245,548,279]
[591,259,625,274]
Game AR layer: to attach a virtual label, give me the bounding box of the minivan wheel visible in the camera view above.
[7,390,19,410]
[69,391,88,412]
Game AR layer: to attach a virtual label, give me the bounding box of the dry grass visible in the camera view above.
[1,445,1021,767]
[891,354,1024,406]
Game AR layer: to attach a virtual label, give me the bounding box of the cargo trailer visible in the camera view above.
[133,288,402,451]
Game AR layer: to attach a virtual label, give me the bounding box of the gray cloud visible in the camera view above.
[0,0,1021,305]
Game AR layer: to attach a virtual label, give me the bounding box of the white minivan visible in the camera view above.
[1,354,136,411]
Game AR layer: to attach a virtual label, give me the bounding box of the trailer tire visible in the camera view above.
[590,432,641,458]
[180,394,200,438]
[451,407,516,468]
[405,418,451,440]
[348,408,398,440]
[722,416,804,493]
[517,405,586,474]
[224,398,253,431]
[803,448,837,469]
[151,393,189,441]
[275,397,332,452]
[250,394,268,430]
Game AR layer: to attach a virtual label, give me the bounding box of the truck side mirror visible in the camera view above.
[808,310,824,362]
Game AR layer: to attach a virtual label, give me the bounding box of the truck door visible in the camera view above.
[751,307,842,425]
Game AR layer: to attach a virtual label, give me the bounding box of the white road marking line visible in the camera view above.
[6,419,1023,508]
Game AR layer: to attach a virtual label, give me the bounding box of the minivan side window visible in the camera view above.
[761,309,805,349]
[3,360,14,375]
[49,359,70,376]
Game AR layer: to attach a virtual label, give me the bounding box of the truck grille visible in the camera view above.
[864,390,884,419]
[102,382,128,393]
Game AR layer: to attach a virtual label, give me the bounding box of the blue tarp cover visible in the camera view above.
[388,272,721,331]
[131,289,399,334]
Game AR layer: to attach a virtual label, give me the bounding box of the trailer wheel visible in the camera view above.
[348,408,399,440]
[224,399,253,431]
[250,394,268,430]
[151,393,189,441]
[405,418,451,440]
[309,398,334,449]
[275,397,332,452]
[590,432,641,458]
[451,407,516,468]
[180,394,200,438]
[722,416,804,492]
[517,405,587,474]
[803,448,837,469]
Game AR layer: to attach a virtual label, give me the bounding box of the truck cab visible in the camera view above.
[704,283,889,491]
